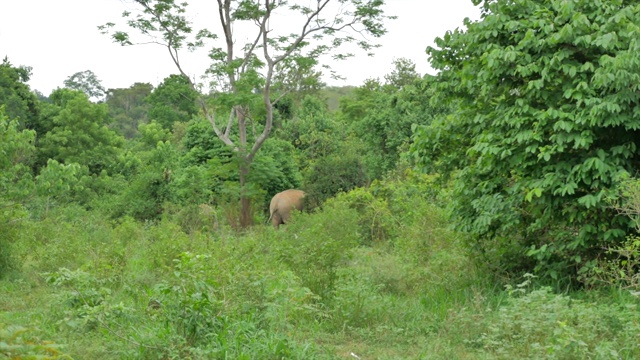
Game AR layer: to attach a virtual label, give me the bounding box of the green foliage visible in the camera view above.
[275,203,360,301]
[0,106,35,200]
[171,165,215,206]
[581,176,640,289]
[181,117,233,166]
[278,95,340,171]
[384,57,420,89]
[450,280,640,359]
[0,57,40,131]
[339,61,433,179]
[413,0,640,280]
[170,203,219,234]
[112,141,178,221]
[329,266,390,330]
[102,0,394,228]
[607,174,640,231]
[44,267,130,332]
[151,252,222,345]
[582,236,640,290]
[34,160,90,216]
[39,89,125,174]
[332,186,397,246]
[303,152,368,209]
[0,107,35,277]
[140,250,322,359]
[137,121,172,149]
[63,69,106,101]
[341,172,438,241]
[319,85,355,111]
[146,74,199,129]
[250,138,302,201]
[105,82,153,138]
[182,117,301,209]
[0,323,68,359]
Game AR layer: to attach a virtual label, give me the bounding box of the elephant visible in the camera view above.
[269,189,305,229]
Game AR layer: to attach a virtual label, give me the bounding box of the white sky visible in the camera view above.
[0,0,481,95]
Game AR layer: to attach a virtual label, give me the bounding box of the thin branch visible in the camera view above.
[241,26,264,74]
[247,0,277,162]
[217,0,237,90]
[272,1,360,65]
[271,88,293,106]
[134,0,236,150]
[224,107,235,138]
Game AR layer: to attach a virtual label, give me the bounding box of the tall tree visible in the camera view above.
[39,89,125,174]
[0,58,40,131]
[63,70,107,102]
[384,57,420,89]
[101,0,393,227]
[340,59,424,179]
[147,74,199,129]
[105,82,153,138]
[413,0,640,279]
[0,106,35,201]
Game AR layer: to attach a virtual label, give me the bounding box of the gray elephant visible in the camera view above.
[269,189,305,229]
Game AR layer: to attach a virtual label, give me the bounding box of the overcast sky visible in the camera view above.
[0,0,481,95]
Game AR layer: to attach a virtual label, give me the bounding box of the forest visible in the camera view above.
[3,0,640,358]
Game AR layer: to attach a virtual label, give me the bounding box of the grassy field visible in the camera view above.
[2,182,640,359]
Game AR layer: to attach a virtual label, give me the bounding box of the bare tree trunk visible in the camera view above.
[237,106,252,228]
[238,162,252,228]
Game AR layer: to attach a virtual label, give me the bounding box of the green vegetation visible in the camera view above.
[413,0,640,282]
[4,0,640,358]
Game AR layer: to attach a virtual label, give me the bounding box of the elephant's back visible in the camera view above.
[270,189,305,212]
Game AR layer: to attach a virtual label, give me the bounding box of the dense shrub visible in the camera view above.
[302,153,368,209]
[275,202,360,301]
[450,282,640,359]
[413,0,640,280]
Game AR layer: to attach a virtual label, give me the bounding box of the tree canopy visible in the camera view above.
[0,58,40,131]
[412,0,640,278]
[39,89,125,174]
[100,0,394,227]
[63,70,107,101]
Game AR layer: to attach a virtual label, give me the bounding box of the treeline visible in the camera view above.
[5,0,640,357]
[3,0,640,287]
[0,55,427,241]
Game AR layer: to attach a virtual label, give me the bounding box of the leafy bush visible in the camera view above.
[138,252,322,359]
[39,88,125,175]
[0,323,68,359]
[0,107,35,277]
[413,0,640,280]
[302,152,368,209]
[449,278,640,359]
[327,170,449,246]
[329,264,391,330]
[580,176,640,289]
[275,203,360,301]
[112,141,177,221]
[581,236,640,291]
[333,187,397,246]
[277,95,341,172]
[0,202,24,277]
[44,268,132,332]
[151,252,222,345]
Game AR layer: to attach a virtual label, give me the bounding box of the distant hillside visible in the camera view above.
[321,85,356,112]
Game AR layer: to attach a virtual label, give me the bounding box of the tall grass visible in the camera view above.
[2,176,639,358]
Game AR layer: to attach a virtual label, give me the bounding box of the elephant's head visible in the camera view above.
[269,189,305,229]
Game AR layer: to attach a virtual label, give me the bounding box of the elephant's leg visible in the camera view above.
[271,211,283,228]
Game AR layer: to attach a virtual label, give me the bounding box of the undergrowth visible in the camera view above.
[2,175,638,359]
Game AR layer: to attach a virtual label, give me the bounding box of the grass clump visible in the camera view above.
[444,276,640,359]
[4,173,639,359]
